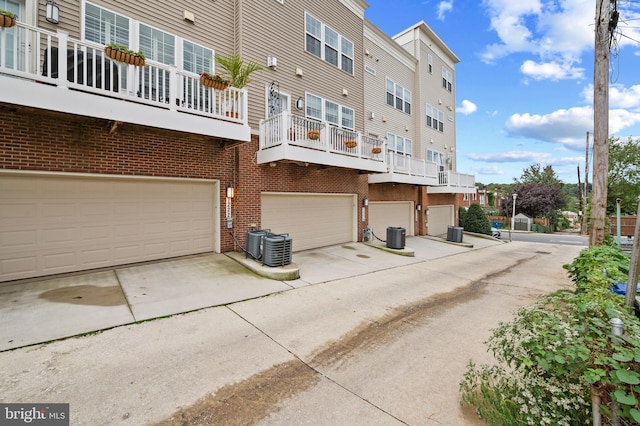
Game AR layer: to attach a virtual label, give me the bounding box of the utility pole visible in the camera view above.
[578,165,583,234]
[583,132,590,235]
[590,0,615,246]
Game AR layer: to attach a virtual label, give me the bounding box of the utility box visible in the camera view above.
[245,230,268,260]
[262,233,293,267]
[446,226,463,243]
[386,227,406,249]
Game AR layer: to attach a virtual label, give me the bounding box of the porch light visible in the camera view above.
[226,184,235,199]
[362,197,368,207]
[295,97,304,110]
[46,0,59,24]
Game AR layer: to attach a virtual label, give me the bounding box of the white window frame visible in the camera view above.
[83,1,130,47]
[385,78,411,114]
[427,149,445,171]
[304,12,354,75]
[442,65,452,92]
[426,103,444,132]
[305,92,355,130]
[387,133,412,156]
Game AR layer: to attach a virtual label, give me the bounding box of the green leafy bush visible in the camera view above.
[461,245,639,425]
[462,203,491,235]
[458,206,467,227]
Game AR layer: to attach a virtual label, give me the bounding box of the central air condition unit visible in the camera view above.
[245,229,269,260]
[262,233,293,267]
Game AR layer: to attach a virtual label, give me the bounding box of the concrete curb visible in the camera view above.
[225,251,301,280]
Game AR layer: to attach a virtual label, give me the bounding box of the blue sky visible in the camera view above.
[365,0,640,185]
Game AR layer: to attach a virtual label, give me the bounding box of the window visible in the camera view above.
[428,54,433,74]
[427,149,445,171]
[183,40,213,74]
[139,24,175,65]
[306,93,322,120]
[325,100,339,125]
[305,93,354,130]
[386,78,411,114]
[304,12,354,75]
[442,66,453,92]
[387,133,412,156]
[341,106,354,130]
[1,0,21,69]
[324,26,339,67]
[85,2,129,46]
[426,104,444,132]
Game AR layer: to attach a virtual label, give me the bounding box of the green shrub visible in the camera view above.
[461,245,639,425]
[462,203,491,235]
[458,206,467,227]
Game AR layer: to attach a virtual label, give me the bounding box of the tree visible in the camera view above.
[516,163,563,188]
[501,183,565,219]
[458,206,467,227]
[463,203,491,235]
[607,137,640,215]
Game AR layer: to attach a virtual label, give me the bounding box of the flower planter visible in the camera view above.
[225,111,239,119]
[307,129,320,140]
[0,13,16,28]
[371,147,382,154]
[200,75,229,90]
[344,140,357,149]
[104,46,145,66]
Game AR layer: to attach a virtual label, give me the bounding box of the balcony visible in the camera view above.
[369,152,476,193]
[258,112,387,172]
[0,24,250,142]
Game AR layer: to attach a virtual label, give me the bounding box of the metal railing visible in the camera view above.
[0,23,247,124]
[260,111,385,160]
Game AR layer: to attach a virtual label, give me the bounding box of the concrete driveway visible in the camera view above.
[0,234,500,351]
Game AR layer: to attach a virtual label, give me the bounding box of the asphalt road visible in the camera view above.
[502,231,589,246]
[0,241,582,425]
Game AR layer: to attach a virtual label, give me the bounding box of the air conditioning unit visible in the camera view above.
[245,230,268,260]
[262,233,293,267]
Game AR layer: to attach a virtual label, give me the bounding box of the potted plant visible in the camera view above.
[214,53,263,89]
[344,139,357,149]
[371,146,382,154]
[307,129,320,140]
[200,72,230,91]
[0,9,16,28]
[104,43,146,67]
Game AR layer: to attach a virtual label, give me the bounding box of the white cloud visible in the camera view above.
[458,99,477,115]
[505,106,593,149]
[472,165,505,175]
[520,59,585,81]
[467,151,552,163]
[480,0,595,80]
[437,1,453,20]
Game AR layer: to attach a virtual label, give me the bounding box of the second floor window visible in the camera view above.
[386,78,411,114]
[387,133,412,156]
[305,93,355,130]
[305,12,354,75]
[426,104,444,132]
[85,2,129,46]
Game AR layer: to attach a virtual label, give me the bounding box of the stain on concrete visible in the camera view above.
[39,285,126,307]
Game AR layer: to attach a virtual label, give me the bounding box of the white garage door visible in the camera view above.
[427,205,454,237]
[261,193,356,252]
[369,201,414,238]
[0,173,218,282]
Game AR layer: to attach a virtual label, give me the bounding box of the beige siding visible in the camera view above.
[363,22,417,156]
[238,1,366,132]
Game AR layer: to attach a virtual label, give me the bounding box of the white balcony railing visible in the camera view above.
[386,152,439,179]
[438,171,475,187]
[0,23,247,125]
[260,111,385,161]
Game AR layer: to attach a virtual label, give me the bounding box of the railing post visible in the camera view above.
[168,65,177,112]
[281,110,289,144]
[56,30,69,89]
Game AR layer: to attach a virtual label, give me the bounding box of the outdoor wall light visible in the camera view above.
[226,184,235,199]
[46,0,59,24]
[295,97,304,110]
[362,197,368,207]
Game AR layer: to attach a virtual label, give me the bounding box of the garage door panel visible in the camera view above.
[0,174,218,282]
[428,205,454,237]
[369,202,414,237]
[262,193,355,252]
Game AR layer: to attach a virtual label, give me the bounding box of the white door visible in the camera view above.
[427,205,454,237]
[0,173,218,282]
[368,201,414,238]
[261,193,356,251]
